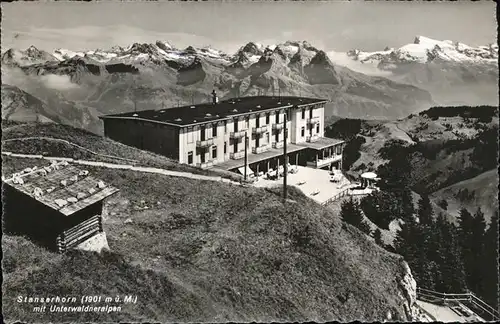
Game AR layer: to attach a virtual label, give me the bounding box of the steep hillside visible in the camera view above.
[1,77,103,134]
[1,40,435,134]
[327,105,498,221]
[0,121,239,181]
[2,154,419,323]
[430,170,499,224]
[1,84,55,123]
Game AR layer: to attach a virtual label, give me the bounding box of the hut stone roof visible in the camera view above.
[2,161,119,216]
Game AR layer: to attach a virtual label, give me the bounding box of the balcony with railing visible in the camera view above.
[252,144,270,154]
[306,154,341,168]
[230,150,245,160]
[272,122,285,132]
[252,125,268,135]
[307,116,320,126]
[229,129,247,139]
[306,134,320,143]
[272,141,284,149]
[196,138,214,148]
[196,160,214,169]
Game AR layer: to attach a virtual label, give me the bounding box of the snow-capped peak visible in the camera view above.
[348,35,498,65]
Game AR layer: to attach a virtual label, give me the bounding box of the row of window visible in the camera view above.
[185,108,321,143]
[187,121,321,143]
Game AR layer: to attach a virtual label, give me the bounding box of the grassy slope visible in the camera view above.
[2,155,411,323]
[429,169,499,224]
[1,121,242,181]
[351,115,497,174]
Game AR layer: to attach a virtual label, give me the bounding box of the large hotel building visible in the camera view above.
[100,92,345,176]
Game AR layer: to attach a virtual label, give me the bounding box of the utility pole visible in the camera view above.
[134,98,137,112]
[283,112,288,200]
[244,132,248,181]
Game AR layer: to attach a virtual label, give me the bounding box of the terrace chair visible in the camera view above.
[311,189,320,196]
[297,180,306,186]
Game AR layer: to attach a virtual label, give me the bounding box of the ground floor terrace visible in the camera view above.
[214,137,345,176]
[253,166,352,205]
[215,144,305,176]
[295,137,345,170]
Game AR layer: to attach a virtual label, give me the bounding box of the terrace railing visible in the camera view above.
[196,138,214,148]
[417,287,500,321]
[229,130,247,139]
[306,134,320,143]
[252,145,270,154]
[272,141,284,149]
[196,160,214,169]
[272,123,285,132]
[307,116,320,126]
[321,188,350,206]
[252,125,268,135]
[230,151,245,160]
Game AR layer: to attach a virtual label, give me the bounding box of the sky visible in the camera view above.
[1,1,497,55]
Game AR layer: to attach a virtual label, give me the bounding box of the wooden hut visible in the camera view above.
[2,161,119,253]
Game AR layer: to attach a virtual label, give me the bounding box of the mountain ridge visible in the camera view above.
[2,40,436,132]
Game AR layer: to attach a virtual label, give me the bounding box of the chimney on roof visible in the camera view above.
[212,90,218,105]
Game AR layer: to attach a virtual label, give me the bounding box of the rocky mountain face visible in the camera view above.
[1,40,437,133]
[1,84,55,123]
[345,36,499,107]
[2,36,496,133]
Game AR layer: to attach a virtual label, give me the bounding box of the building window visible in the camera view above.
[224,121,227,134]
[266,132,270,145]
[187,127,194,143]
[301,109,306,119]
[212,124,217,137]
[275,112,279,124]
[336,145,342,155]
[316,123,320,134]
[245,116,249,129]
[188,151,193,164]
[301,126,305,137]
[266,113,270,124]
[224,142,227,154]
[212,146,217,159]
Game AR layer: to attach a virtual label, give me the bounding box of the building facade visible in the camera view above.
[100,94,344,174]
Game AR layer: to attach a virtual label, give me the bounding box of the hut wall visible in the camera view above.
[2,185,66,251]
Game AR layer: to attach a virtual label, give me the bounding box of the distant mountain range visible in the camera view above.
[1,36,497,133]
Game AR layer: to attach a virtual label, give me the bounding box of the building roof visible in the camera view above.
[99,96,328,127]
[2,161,119,216]
[295,137,345,150]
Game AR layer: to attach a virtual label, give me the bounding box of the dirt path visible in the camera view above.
[1,151,241,186]
[2,136,139,163]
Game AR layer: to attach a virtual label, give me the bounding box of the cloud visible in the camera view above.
[39,74,78,90]
[2,25,218,53]
[327,51,394,77]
